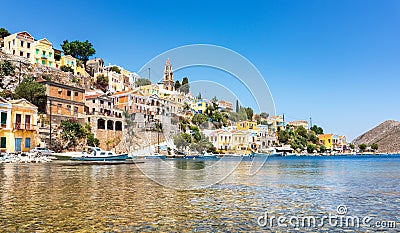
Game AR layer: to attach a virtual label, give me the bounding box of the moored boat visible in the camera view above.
[145,153,166,159]
[69,147,129,161]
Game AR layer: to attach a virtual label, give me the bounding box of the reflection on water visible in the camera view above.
[0,156,399,232]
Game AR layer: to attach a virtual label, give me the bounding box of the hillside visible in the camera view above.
[352,120,400,154]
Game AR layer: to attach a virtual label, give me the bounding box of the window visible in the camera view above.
[1,112,7,127]
[36,49,39,55]
[42,60,45,65]
[15,114,22,129]
[74,107,78,115]
[21,41,24,47]
[67,90,71,96]
[75,92,78,97]
[25,115,31,130]
[20,51,25,57]
[100,100,104,104]
[25,138,31,148]
[67,105,71,112]
[0,137,6,148]
[27,42,30,48]
[13,50,15,55]
[12,39,15,45]
[92,99,95,103]
[49,61,52,67]
[49,52,52,58]
[27,53,30,58]
[42,51,46,56]
[35,58,39,63]
[57,104,62,114]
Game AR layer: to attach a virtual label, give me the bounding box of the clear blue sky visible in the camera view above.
[1,0,399,140]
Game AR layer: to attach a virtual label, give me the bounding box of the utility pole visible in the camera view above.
[282,113,285,130]
[49,99,52,148]
[310,117,313,130]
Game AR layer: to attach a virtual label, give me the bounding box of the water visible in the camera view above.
[0,155,399,232]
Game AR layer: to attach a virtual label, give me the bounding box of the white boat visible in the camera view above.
[71,147,129,161]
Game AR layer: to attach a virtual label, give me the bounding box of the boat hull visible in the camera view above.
[71,154,129,161]
[145,155,167,159]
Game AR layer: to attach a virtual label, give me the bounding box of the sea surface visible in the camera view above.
[0,155,399,232]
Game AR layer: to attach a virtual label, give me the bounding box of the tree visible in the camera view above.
[0,60,15,78]
[371,143,378,151]
[244,107,254,120]
[260,112,269,119]
[87,133,100,147]
[180,77,190,94]
[307,143,317,154]
[95,74,109,92]
[295,126,308,138]
[135,78,151,87]
[61,40,96,62]
[253,114,261,124]
[197,92,202,100]
[0,28,10,38]
[278,130,290,144]
[192,114,209,125]
[307,131,319,144]
[359,143,367,152]
[238,107,248,121]
[174,80,181,90]
[235,100,239,113]
[310,125,324,135]
[60,65,74,73]
[110,66,121,74]
[60,120,87,147]
[15,77,46,109]
[349,143,355,150]
[319,145,327,153]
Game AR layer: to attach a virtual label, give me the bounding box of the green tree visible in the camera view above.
[0,60,15,78]
[180,77,190,94]
[238,107,248,121]
[278,130,290,144]
[87,133,100,147]
[95,74,109,92]
[307,143,317,154]
[61,40,96,62]
[197,92,202,100]
[359,143,367,152]
[60,120,87,147]
[54,53,61,61]
[15,76,46,109]
[295,126,308,138]
[307,131,319,144]
[349,143,355,150]
[0,28,10,38]
[319,145,327,153]
[253,114,261,124]
[110,66,121,74]
[260,112,269,119]
[371,143,378,151]
[244,107,254,120]
[174,80,181,90]
[135,78,151,87]
[60,65,74,73]
[192,114,209,125]
[235,100,239,113]
[310,125,324,134]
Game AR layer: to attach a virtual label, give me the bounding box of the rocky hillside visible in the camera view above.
[352,120,400,154]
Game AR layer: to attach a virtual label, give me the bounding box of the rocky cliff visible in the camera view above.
[352,120,400,154]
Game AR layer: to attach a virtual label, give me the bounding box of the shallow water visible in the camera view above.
[0,155,399,232]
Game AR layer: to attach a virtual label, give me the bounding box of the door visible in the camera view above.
[15,114,21,129]
[15,138,22,152]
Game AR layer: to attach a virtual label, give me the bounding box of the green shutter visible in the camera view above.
[0,137,6,148]
[1,112,6,125]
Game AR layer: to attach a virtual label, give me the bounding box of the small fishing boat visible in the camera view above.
[145,153,166,159]
[70,147,129,161]
[184,151,219,160]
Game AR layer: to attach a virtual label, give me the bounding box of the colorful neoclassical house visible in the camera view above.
[33,38,56,68]
[0,97,38,153]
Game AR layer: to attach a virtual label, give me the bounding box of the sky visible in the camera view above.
[1,0,399,140]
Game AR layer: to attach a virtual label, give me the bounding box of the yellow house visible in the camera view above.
[237,121,258,130]
[60,55,77,72]
[139,84,160,97]
[3,31,35,60]
[33,38,56,68]
[190,100,209,114]
[232,130,249,151]
[318,134,334,150]
[0,97,38,153]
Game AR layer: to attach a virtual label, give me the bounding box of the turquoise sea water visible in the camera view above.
[0,155,399,232]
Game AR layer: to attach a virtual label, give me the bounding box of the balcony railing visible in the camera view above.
[13,123,36,130]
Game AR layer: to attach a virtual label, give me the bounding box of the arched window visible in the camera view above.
[97,118,105,129]
[107,120,114,130]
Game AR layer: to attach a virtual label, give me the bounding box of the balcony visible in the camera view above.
[13,123,36,130]
[41,55,48,59]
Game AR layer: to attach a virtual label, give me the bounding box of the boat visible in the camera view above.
[145,153,166,159]
[53,151,86,160]
[70,147,129,161]
[183,151,219,160]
